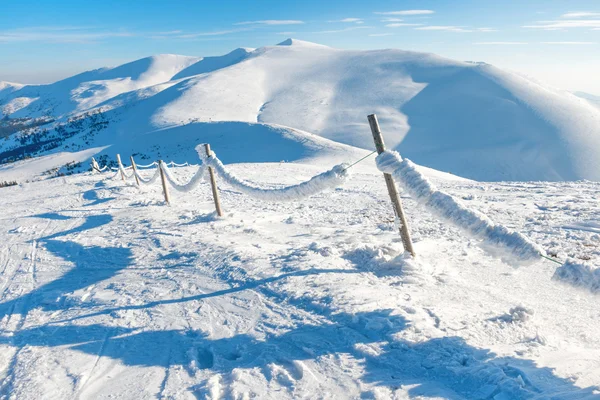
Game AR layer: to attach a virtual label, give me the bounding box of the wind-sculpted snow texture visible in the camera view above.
[376,150,544,265]
[198,145,349,201]
[0,163,598,398]
[553,259,600,293]
[3,40,600,181]
[160,161,206,192]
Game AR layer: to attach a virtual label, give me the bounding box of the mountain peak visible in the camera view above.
[276,38,329,48]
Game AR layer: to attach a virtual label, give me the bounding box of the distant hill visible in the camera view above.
[2,39,600,181]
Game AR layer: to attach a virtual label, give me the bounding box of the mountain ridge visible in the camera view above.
[1,39,600,182]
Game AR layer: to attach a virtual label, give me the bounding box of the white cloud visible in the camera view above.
[475,27,498,32]
[381,18,404,22]
[386,23,423,28]
[314,26,370,34]
[561,12,600,18]
[329,18,364,24]
[542,41,597,45]
[0,27,133,43]
[375,10,434,16]
[474,42,528,45]
[416,26,472,32]
[176,29,250,38]
[524,19,600,29]
[235,20,304,26]
[369,33,393,37]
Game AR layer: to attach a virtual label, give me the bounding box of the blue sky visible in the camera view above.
[1,0,599,94]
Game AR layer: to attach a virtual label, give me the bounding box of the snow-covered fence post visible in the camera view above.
[91,157,101,173]
[130,155,140,186]
[158,160,171,205]
[116,154,125,181]
[368,114,416,257]
[204,144,223,217]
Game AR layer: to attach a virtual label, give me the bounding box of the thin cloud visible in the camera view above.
[369,33,393,37]
[314,26,370,34]
[328,18,364,24]
[0,27,133,43]
[416,26,472,32]
[474,42,528,45]
[542,41,597,45]
[235,20,304,26]
[560,12,600,18]
[476,27,498,32]
[386,23,423,28]
[176,28,250,38]
[524,19,600,29]
[375,10,434,15]
[381,18,404,22]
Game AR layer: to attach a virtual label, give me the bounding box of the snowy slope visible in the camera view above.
[0,54,200,118]
[2,39,600,181]
[0,163,598,398]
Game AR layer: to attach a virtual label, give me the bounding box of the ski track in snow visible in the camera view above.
[0,165,599,399]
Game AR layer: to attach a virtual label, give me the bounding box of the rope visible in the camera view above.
[160,162,206,192]
[134,165,161,185]
[341,150,378,172]
[541,253,563,265]
[198,148,349,201]
[136,161,158,168]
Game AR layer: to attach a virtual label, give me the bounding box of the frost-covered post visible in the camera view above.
[158,160,171,205]
[130,155,140,186]
[368,114,415,257]
[91,157,100,173]
[204,144,223,217]
[116,154,125,181]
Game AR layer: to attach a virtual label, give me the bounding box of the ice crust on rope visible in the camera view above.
[552,259,600,293]
[376,150,543,266]
[118,163,135,179]
[196,144,349,201]
[134,165,161,185]
[160,161,206,192]
[136,161,158,168]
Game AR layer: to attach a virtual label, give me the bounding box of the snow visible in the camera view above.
[199,145,349,201]
[1,38,600,398]
[553,259,600,293]
[0,162,598,398]
[3,39,600,181]
[376,150,543,265]
[160,161,206,192]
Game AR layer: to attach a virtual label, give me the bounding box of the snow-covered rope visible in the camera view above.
[552,259,600,293]
[160,161,206,192]
[376,150,544,266]
[168,161,189,167]
[97,165,108,172]
[197,145,349,201]
[118,163,134,180]
[134,165,161,185]
[136,161,158,168]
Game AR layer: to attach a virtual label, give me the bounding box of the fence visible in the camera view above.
[89,114,587,290]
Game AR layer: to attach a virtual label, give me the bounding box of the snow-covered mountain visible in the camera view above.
[2,39,600,181]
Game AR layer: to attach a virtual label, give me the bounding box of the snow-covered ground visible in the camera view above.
[3,39,600,181]
[1,160,599,399]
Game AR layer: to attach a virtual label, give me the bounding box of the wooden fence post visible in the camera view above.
[367,114,416,256]
[130,155,140,186]
[116,154,125,181]
[158,160,171,205]
[204,144,223,217]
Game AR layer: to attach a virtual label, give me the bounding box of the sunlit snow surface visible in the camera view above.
[3,39,600,181]
[0,163,598,399]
